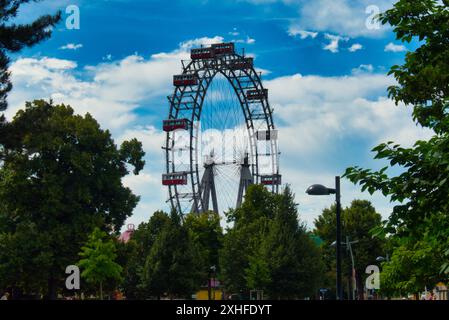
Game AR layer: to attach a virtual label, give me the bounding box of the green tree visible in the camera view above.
[314,200,385,299]
[115,239,138,298]
[0,100,145,298]
[78,228,123,299]
[244,251,271,295]
[264,186,323,299]
[121,211,171,299]
[184,211,223,284]
[378,212,448,297]
[220,185,273,295]
[220,185,323,299]
[0,0,61,111]
[220,226,251,294]
[142,211,203,299]
[344,0,449,294]
[0,221,50,297]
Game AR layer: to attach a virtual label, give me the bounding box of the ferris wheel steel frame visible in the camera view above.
[164,44,280,215]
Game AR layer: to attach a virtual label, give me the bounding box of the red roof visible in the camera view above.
[118,224,135,243]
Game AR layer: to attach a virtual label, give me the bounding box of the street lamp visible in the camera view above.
[306,176,343,300]
[376,255,389,262]
[374,255,390,300]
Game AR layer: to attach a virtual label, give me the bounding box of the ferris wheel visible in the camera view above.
[162,42,281,215]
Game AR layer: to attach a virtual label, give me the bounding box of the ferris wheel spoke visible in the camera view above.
[215,166,239,211]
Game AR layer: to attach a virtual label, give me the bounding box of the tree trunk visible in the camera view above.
[100,282,103,300]
[45,273,57,300]
[356,273,364,300]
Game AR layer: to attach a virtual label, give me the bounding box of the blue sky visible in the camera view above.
[5,0,431,229]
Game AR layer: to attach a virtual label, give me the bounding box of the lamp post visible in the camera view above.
[208,265,216,300]
[306,176,343,300]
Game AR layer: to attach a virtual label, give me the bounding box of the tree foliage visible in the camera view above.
[0,100,145,298]
[184,211,223,278]
[121,211,171,299]
[379,0,449,133]
[0,0,61,111]
[220,185,273,294]
[220,185,323,299]
[344,0,449,294]
[78,228,123,299]
[141,211,203,299]
[314,200,385,299]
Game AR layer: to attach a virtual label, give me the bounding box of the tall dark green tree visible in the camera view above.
[263,186,323,299]
[344,0,449,294]
[220,185,273,295]
[244,248,271,295]
[142,211,203,299]
[121,211,171,299]
[184,211,223,284]
[0,0,61,111]
[0,100,145,299]
[220,185,323,299]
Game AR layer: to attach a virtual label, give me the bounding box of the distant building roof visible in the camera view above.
[310,234,324,247]
[118,224,135,243]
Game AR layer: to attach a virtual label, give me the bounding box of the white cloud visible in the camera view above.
[246,0,395,38]
[228,28,240,36]
[282,168,395,229]
[384,42,407,52]
[59,43,83,50]
[11,57,77,74]
[7,36,226,133]
[123,172,159,198]
[234,36,256,44]
[266,72,430,148]
[246,37,256,44]
[298,0,391,37]
[118,125,165,157]
[255,67,271,75]
[6,36,233,229]
[323,34,348,53]
[351,64,373,75]
[288,27,318,39]
[179,36,225,51]
[348,43,363,52]
[264,71,432,226]
[6,34,431,229]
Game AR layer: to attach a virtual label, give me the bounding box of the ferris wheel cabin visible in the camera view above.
[211,42,235,55]
[260,174,282,185]
[191,47,215,60]
[163,118,190,132]
[230,57,254,70]
[162,172,188,186]
[173,74,198,86]
[190,43,235,60]
[256,129,278,141]
[246,88,268,101]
